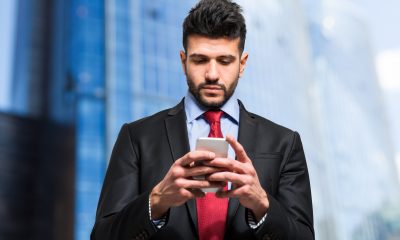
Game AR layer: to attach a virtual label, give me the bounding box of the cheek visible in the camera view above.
[221,67,240,83]
[186,67,205,82]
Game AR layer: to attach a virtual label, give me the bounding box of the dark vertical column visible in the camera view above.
[0,113,75,240]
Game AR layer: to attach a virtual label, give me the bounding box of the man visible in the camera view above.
[91,0,314,239]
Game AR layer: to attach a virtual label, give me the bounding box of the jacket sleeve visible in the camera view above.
[90,124,157,240]
[255,132,315,240]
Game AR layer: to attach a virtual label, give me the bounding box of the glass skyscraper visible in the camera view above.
[69,0,107,239]
[105,0,195,152]
[308,1,400,239]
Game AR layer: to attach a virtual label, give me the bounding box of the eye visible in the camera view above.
[191,57,208,64]
[193,59,207,64]
[217,56,235,65]
[219,59,232,65]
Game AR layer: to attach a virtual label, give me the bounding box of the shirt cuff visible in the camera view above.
[247,209,268,229]
[148,195,167,229]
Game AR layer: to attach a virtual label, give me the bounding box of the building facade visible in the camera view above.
[0,0,75,239]
[69,0,107,239]
[307,1,400,239]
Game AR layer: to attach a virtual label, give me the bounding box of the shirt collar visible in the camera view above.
[184,91,240,124]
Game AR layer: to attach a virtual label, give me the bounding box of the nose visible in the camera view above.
[205,60,219,82]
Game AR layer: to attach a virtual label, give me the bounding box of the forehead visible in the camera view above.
[186,35,241,56]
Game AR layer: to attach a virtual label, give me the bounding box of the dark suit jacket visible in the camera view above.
[91,100,314,240]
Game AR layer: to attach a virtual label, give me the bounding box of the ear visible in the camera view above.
[180,50,187,75]
[239,52,248,78]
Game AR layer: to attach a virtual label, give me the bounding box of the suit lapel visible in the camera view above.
[237,100,257,154]
[165,99,190,162]
[226,100,258,230]
[164,99,198,230]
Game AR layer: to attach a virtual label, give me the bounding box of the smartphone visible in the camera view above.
[194,137,229,192]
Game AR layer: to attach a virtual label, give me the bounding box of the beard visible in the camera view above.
[187,76,239,109]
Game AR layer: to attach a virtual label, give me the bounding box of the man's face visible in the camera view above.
[180,35,248,108]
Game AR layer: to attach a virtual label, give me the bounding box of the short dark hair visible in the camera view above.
[182,0,247,53]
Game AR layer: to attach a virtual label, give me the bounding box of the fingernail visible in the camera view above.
[209,152,215,158]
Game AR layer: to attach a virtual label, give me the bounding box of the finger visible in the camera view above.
[178,150,215,166]
[207,171,251,186]
[205,158,257,177]
[175,178,226,189]
[215,185,251,198]
[226,135,250,163]
[203,157,245,173]
[183,165,226,177]
[176,188,199,201]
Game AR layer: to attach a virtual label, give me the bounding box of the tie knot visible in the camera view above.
[203,110,224,124]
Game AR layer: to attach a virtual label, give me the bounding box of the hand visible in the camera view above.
[150,151,225,219]
[205,135,269,221]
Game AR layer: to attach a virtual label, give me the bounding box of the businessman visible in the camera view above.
[91,0,314,239]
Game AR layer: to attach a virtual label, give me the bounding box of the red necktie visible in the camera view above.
[197,110,228,240]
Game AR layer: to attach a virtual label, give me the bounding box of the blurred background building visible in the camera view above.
[0,0,75,239]
[0,0,399,240]
[305,1,400,239]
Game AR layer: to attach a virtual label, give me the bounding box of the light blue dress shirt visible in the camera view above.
[184,91,240,160]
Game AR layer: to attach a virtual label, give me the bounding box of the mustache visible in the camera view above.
[198,82,226,91]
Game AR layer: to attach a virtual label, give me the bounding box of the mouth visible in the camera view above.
[201,85,223,91]
[201,88,223,96]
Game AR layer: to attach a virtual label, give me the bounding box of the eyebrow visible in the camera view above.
[216,55,236,61]
[188,53,236,60]
[188,54,209,59]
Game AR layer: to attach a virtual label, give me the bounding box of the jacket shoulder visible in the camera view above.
[251,111,294,135]
[127,108,170,128]
[124,99,185,136]
[238,99,296,138]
